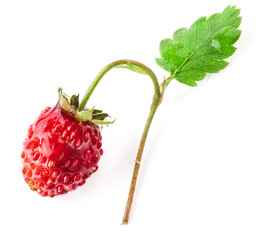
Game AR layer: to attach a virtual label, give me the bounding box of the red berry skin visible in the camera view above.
[21,103,103,197]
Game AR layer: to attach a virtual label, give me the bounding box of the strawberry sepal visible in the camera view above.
[58,88,114,124]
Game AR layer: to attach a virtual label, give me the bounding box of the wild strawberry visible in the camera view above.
[21,6,241,223]
[21,89,112,197]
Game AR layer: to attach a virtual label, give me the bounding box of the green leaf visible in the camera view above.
[156,5,241,86]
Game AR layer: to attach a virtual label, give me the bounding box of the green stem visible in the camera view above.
[78,59,160,111]
[79,59,164,225]
[121,93,162,225]
[121,81,166,225]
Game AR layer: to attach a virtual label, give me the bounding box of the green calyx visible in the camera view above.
[58,88,114,125]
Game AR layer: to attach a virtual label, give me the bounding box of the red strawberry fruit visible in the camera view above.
[21,89,112,197]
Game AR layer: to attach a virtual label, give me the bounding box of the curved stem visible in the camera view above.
[79,59,164,225]
[78,59,160,111]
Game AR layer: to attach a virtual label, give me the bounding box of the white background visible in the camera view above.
[0,0,260,239]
